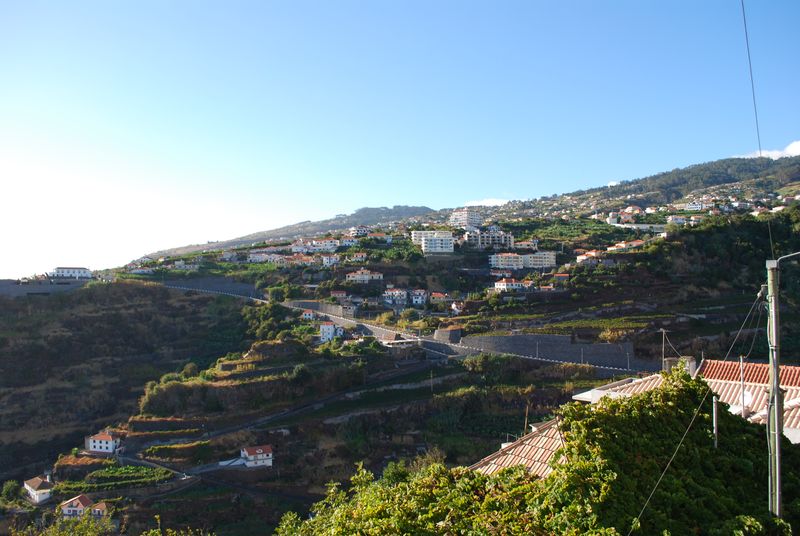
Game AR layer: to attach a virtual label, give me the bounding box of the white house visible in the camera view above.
[494,278,525,292]
[340,237,359,247]
[241,445,274,467]
[52,267,92,279]
[320,254,340,267]
[320,322,336,342]
[85,430,121,454]
[346,269,383,284]
[89,502,109,518]
[430,292,451,304]
[301,310,316,321]
[60,494,93,518]
[24,475,54,504]
[383,288,409,306]
[410,289,428,306]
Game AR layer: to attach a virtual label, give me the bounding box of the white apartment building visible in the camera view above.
[421,236,454,254]
[489,253,525,270]
[349,226,370,237]
[489,251,557,270]
[526,250,557,268]
[449,207,482,229]
[410,230,453,246]
[464,230,515,250]
[52,267,92,279]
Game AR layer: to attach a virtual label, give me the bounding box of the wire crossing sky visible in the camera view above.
[1,1,798,278]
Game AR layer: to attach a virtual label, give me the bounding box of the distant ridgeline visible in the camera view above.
[571,155,800,206]
[149,205,437,257]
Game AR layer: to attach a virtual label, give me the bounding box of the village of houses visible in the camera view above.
[9,190,800,528]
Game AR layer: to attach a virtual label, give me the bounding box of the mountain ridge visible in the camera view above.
[147,155,800,259]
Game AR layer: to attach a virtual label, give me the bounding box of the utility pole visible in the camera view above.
[661,329,667,371]
[764,251,800,518]
[766,259,783,517]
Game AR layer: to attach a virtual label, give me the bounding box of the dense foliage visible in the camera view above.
[54,464,173,493]
[277,369,800,535]
[573,156,800,205]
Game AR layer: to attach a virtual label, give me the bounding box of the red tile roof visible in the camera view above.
[605,374,665,396]
[697,359,800,388]
[242,445,273,457]
[469,419,564,478]
[24,476,53,491]
[88,430,118,442]
[60,494,92,509]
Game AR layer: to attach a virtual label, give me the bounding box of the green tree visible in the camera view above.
[1,480,19,501]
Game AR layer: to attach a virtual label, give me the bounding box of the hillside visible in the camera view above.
[0,281,248,480]
[145,155,800,262]
[147,205,436,258]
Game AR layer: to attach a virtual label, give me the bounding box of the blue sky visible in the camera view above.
[1,1,798,277]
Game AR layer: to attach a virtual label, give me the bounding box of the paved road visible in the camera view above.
[160,284,652,373]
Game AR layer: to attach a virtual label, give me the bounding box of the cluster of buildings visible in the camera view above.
[573,237,652,267]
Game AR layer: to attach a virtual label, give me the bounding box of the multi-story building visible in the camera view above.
[349,226,370,237]
[383,288,409,306]
[51,267,92,279]
[410,230,453,246]
[85,430,122,454]
[525,250,557,269]
[320,322,336,342]
[489,253,525,270]
[345,269,383,284]
[449,207,482,229]
[422,236,454,254]
[489,251,557,270]
[494,278,525,292]
[464,230,515,250]
[410,289,428,305]
[320,254,340,267]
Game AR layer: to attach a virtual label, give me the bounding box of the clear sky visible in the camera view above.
[1,1,798,278]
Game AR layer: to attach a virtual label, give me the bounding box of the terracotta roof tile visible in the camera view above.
[24,476,53,491]
[242,445,273,457]
[469,419,564,478]
[697,359,800,388]
[60,494,92,509]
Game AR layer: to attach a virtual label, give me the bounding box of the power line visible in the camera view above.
[626,290,764,535]
[740,0,762,157]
